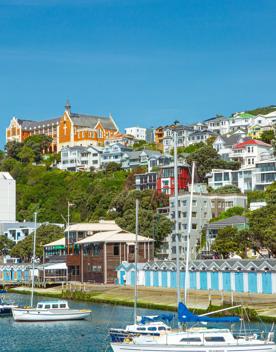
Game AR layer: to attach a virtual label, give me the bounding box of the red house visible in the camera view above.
[156,164,191,196]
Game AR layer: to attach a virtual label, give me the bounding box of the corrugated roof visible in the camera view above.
[76,230,154,244]
[233,139,272,149]
[65,222,121,233]
[70,113,117,130]
[44,238,65,247]
[207,216,248,230]
[18,117,61,129]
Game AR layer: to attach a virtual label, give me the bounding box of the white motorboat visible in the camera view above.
[109,319,171,342]
[12,300,91,322]
[111,327,276,352]
[0,296,17,315]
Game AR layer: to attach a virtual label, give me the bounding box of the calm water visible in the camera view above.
[0,293,275,352]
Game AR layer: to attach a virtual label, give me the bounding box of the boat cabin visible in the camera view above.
[127,322,171,334]
[36,301,69,310]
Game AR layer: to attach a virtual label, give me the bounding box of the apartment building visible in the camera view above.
[0,172,16,222]
[125,126,147,141]
[208,193,247,218]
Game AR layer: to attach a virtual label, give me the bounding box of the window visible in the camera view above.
[45,305,51,309]
[158,326,166,331]
[182,200,187,206]
[182,212,187,217]
[148,327,157,331]
[60,304,66,308]
[192,212,197,217]
[192,224,197,230]
[113,244,119,256]
[37,304,43,309]
[52,304,58,308]
[192,200,197,206]
[137,327,146,331]
[129,245,135,254]
[180,337,201,342]
[205,336,225,342]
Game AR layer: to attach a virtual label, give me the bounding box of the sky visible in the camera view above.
[1,0,276,147]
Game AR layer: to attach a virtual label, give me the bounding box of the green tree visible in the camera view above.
[210,206,245,223]
[210,185,241,194]
[104,162,122,173]
[111,190,172,251]
[5,141,23,160]
[186,145,240,182]
[0,236,15,255]
[245,205,276,257]
[11,224,64,261]
[17,145,35,163]
[211,226,245,258]
[24,135,53,163]
[0,150,4,161]
[258,130,275,144]
[171,142,205,155]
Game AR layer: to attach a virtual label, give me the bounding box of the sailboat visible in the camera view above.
[109,199,173,342]
[12,212,91,322]
[110,133,276,351]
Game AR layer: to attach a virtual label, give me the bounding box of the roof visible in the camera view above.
[207,216,248,230]
[70,113,117,130]
[189,129,216,137]
[233,139,272,149]
[65,222,121,233]
[18,117,61,130]
[44,238,65,247]
[232,113,254,119]
[44,262,67,270]
[0,172,14,181]
[217,134,248,147]
[76,230,154,244]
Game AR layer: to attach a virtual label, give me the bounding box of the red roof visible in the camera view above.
[233,139,271,149]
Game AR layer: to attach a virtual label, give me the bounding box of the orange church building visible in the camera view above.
[6,101,119,152]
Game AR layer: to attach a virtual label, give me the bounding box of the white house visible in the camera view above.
[228,112,254,132]
[0,172,16,222]
[162,125,193,153]
[213,133,248,160]
[187,130,216,145]
[59,145,104,171]
[230,139,272,167]
[204,116,230,135]
[101,143,132,166]
[125,127,147,141]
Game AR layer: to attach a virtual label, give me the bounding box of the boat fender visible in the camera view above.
[123,337,133,344]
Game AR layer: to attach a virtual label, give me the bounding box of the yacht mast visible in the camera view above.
[30,211,37,308]
[173,132,181,305]
[184,161,195,305]
[134,198,139,324]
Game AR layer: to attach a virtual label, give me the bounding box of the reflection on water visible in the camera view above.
[0,293,274,352]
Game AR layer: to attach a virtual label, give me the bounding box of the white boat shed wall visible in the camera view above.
[116,260,276,294]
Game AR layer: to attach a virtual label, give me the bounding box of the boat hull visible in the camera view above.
[109,329,160,342]
[12,308,91,322]
[111,342,276,352]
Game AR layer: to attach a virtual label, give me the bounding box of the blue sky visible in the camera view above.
[1,0,276,148]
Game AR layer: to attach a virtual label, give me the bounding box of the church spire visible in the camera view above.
[65,99,71,113]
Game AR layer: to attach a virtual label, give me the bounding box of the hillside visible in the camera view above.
[245,105,276,116]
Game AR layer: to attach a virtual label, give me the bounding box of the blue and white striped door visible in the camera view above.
[145,271,151,287]
[223,272,231,291]
[161,271,168,288]
[190,272,196,289]
[235,272,244,292]
[211,272,219,290]
[248,272,257,293]
[170,271,176,288]
[200,272,207,290]
[153,271,159,287]
[262,272,272,294]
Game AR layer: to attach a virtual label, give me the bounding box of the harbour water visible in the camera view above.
[1,293,275,352]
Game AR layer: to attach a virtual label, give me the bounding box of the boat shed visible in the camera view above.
[117,259,276,294]
[0,264,31,283]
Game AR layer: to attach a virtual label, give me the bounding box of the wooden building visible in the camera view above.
[67,230,154,284]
